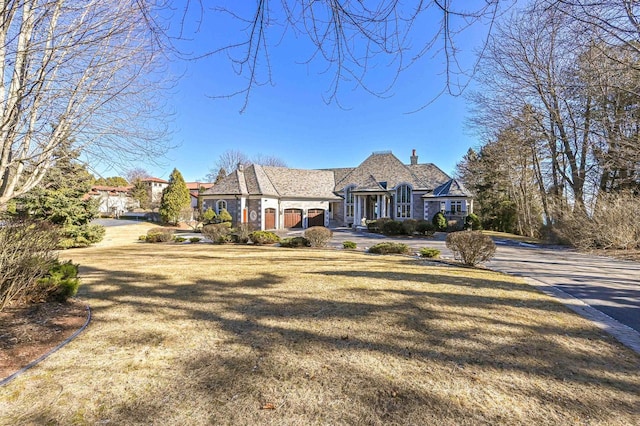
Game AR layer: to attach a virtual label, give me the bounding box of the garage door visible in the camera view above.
[264,208,276,230]
[284,209,302,228]
[307,209,325,227]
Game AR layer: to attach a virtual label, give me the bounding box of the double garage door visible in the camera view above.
[282,208,325,228]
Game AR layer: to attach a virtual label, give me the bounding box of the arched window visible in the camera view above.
[216,200,227,214]
[395,184,412,218]
[345,186,355,218]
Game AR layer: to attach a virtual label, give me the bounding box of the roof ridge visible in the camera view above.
[259,165,281,197]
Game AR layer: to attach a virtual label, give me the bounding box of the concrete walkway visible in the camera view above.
[318,228,640,354]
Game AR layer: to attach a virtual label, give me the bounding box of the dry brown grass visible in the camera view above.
[1,223,638,425]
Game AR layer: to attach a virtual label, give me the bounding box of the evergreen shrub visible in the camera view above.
[368,242,410,255]
[249,231,280,245]
[280,236,310,248]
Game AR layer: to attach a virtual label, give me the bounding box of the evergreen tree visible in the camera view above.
[16,143,105,248]
[19,145,98,226]
[130,178,151,210]
[159,168,191,224]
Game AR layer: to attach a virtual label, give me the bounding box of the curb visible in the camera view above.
[501,273,640,355]
[0,303,92,387]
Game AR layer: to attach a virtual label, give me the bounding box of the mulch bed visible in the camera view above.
[0,299,88,380]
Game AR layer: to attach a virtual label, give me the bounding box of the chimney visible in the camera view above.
[410,149,418,165]
[237,163,244,172]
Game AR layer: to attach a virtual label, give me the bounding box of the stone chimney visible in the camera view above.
[410,149,418,165]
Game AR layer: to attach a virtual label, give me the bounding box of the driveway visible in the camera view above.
[319,228,640,352]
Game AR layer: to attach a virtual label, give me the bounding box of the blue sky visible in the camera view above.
[142,4,491,182]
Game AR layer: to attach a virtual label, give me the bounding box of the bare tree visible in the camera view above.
[125,168,152,184]
[0,1,170,209]
[205,149,287,181]
[181,1,508,111]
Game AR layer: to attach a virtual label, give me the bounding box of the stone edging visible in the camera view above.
[0,303,92,387]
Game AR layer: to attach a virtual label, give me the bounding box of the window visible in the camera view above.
[345,186,355,218]
[451,200,463,214]
[216,200,227,214]
[395,184,412,218]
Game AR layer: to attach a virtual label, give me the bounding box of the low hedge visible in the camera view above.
[280,236,310,248]
[249,231,280,245]
[368,242,410,255]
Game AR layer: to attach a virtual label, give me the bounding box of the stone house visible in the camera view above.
[200,150,473,230]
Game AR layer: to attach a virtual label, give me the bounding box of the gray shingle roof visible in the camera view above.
[425,179,473,197]
[203,151,457,199]
[202,164,339,199]
[335,152,451,192]
[262,166,340,199]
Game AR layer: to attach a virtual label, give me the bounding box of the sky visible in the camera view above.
[133,3,494,183]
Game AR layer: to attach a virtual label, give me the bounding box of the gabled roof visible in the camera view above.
[262,166,339,199]
[141,177,168,184]
[425,179,472,198]
[202,165,339,200]
[335,151,450,192]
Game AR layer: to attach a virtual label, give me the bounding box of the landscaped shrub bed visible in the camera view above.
[368,242,410,255]
[366,218,436,236]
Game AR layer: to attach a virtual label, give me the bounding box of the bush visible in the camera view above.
[372,217,392,233]
[139,235,147,241]
[249,231,280,245]
[401,219,418,235]
[343,240,357,249]
[446,219,463,232]
[464,213,482,231]
[368,242,410,255]
[432,212,448,231]
[419,248,441,258]
[0,219,60,310]
[58,224,106,249]
[174,236,186,243]
[553,192,640,250]
[146,227,175,243]
[201,207,217,224]
[33,260,80,303]
[233,223,253,244]
[304,226,333,247]
[218,208,233,223]
[380,219,404,235]
[366,220,380,232]
[202,223,232,244]
[280,236,310,248]
[445,231,496,266]
[189,237,201,243]
[416,220,436,236]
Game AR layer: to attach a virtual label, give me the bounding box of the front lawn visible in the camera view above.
[1,224,638,424]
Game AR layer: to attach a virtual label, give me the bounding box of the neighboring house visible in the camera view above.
[200,150,473,230]
[86,185,138,217]
[141,177,169,206]
[186,182,215,209]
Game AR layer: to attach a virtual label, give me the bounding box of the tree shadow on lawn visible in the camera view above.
[65,261,640,424]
